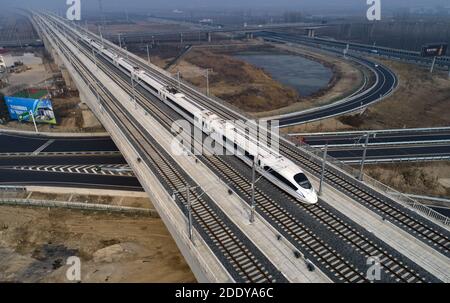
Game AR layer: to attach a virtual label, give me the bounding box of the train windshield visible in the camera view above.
[294,173,312,190]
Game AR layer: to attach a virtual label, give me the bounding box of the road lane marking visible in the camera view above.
[9,164,134,177]
[32,139,55,155]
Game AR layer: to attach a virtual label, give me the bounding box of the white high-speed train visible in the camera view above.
[83,36,318,204]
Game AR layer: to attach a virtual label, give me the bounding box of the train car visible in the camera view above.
[206,114,317,204]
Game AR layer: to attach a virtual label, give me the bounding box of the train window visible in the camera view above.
[269,170,298,191]
[245,151,254,161]
[294,173,312,189]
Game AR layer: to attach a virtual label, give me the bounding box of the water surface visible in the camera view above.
[234,52,332,96]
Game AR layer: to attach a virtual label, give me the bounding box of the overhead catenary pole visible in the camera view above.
[205,68,211,96]
[250,155,257,223]
[146,44,150,64]
[319,144,328,196]
[359,134,370,181]
[131,76,137,108]
[430,56,437,73]
[92,48,98,70]
[118,33,122,48]
[98,25,104,47]
[94,83,102,113]
[186,187,193,241]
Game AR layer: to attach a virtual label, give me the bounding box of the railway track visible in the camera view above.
[94,34,450,257]
[39,14,449,282]
[122,44,450,257]
[205,155,429,283]
[59,23,441,282]
[39,17,283,283]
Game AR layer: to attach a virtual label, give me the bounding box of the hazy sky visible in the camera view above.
[1,0,449,13]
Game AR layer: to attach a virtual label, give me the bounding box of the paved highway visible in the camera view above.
[259,32,399,127]
[263,31,450,69]
[0,132,117,153]
[291,128,450,147]
[326,144,450,164]
[104,22,327,42]
[0,133,141,190]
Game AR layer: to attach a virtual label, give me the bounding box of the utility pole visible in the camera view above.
[186,187,193,241]
[177,70,181,90]
[29,110,38,133]
[92,48,98,70]
[118,33,122,48]
[98,0,105,26]
[359,134,370,181]
[95,84,101,113]
[98,25,104,47]
[343,44,349,59]
[430,56,437,73]
[319,144,328,196]
[250,156,256,223]
[146,44,150,64]
[131,76,137,109]
[205,68,212,96]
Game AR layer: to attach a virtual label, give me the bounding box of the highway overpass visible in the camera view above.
[260,32,399,127]
[260,31,450,70]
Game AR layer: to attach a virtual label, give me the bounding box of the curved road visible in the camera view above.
[259,32,399,127]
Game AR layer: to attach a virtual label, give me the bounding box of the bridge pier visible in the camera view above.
[245,32,254,39]
[305,28,316,38]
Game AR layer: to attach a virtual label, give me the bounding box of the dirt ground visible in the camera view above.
[254,43,366,118]
[282,59,450,134]
[0,51,105,133]
[365,162,450,199]
[174,46,299,112]
[0,206,195,283]
[162,41,362,114]
[0,95,105,133]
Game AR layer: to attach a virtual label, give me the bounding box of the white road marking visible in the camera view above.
[9,164,134,177]
[32,139,55,155]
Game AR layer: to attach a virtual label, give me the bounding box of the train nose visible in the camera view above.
[304,189,319,204]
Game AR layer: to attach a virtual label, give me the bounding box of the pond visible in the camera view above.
[234,52,333,97]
